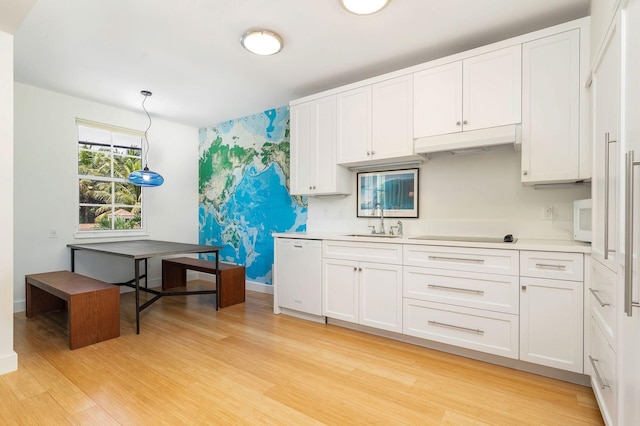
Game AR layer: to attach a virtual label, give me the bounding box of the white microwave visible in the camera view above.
[574,199,592,242]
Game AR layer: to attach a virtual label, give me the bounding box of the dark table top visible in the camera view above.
[67,240,222,260]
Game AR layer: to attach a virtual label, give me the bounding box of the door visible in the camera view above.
[371,75,414,160]
[337,86,371,164]
[521,30,581,183]
[359,262,402,332]
[322,258,358,323]
[463,45,522,131]
[414,61,462,138]
[520,277,584,373]
[620,2,640,424]
[592,18,621,272]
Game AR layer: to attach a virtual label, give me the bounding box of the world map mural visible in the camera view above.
[199,107,307,285]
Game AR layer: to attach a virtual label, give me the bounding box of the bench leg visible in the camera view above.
[162,263,187,290]
[68,288,120,350]
[26,283,66,318]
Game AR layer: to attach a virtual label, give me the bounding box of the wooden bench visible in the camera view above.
[162,257,246,308]
[25,271,120,350]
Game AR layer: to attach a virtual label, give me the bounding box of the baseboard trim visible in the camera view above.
[0,351,18,375]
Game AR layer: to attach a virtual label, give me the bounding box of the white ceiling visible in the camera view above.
[11,0,591,129]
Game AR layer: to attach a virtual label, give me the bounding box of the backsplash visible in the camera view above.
[307,145,591,240]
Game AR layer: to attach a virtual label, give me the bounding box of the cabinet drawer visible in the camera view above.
[403,267,519,314]
[589,319,617,426]
[323,240,402,264]
[520,251,583,281]
[403,245,518,275]
[590,259,617,348]
[403,299,518,359]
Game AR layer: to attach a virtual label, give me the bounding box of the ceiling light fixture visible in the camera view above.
[241,30,283,55]
[340,0,391,15]
[128,90,164,187]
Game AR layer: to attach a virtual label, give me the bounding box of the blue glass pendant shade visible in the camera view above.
[128,167,164,187]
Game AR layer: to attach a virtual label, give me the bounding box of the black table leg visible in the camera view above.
[70,248,76,272]
[215,250,219,311]
[135,259,140,334]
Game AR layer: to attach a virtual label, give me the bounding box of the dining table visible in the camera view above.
[67,240,222,334]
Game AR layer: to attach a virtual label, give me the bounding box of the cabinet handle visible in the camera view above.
[589,288,611,307]
[293,244,303,248]
[624,150,640,316]
[463,120,468,125]
[604,133,617,260]
[427,284,484,295]
[535,263,566,270]
[521,285,527,291]
[456,121,461,126]
[366,151,370,156]
[353,267,357,271]
[428,320,484,335]
[358,267,362,272]
[588,356,611,390]
[428,256,485,264]
[523,170,528,176]
[371,150,375,155]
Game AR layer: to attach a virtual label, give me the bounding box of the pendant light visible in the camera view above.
[128,90,164,187]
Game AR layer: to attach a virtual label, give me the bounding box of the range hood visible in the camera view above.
[414,124,521,155]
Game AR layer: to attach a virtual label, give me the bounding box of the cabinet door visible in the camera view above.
[521,30,581,183]
[520,277,584,373]
[290,102,315,194]
[337,86,371,164]
[414,61,462,138]
[462,45,521,131]
[359,262,402,332]
[275,239,322,315]
[322,258,358,323]
[592,21,621,272]
[371,75,414,160]
[290,96,350,196]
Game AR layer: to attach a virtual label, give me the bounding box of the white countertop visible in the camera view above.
[272,232,591,254]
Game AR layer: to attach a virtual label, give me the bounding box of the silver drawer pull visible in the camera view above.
[535,263,566,270]
[589,356,611,390]
[428,256,485,264]
[428,320,484,335]
[293,245,303,248]
[428,284,484,295]
[589,288,611,307]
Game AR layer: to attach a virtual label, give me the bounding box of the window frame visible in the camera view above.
[74,118,148,239]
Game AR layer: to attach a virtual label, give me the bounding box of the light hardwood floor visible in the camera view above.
[3,286,603,425]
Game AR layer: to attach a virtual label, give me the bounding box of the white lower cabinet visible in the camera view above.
[519,251,585,373]
[519,277,584,372]
[323,241,403,333]
[403,298,519,358]
[589,317,617,426]
[316,240,589,376]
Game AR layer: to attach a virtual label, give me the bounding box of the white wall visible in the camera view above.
[13,84,199,312]
[0,30,17,374]
[308,145,591,240]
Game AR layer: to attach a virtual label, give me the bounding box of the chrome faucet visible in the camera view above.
[373,203,385,234]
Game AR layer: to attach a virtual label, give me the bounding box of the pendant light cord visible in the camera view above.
[141,91,152,170]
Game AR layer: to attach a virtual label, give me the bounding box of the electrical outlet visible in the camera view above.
[542,205,554,221]
[49,228,58,238]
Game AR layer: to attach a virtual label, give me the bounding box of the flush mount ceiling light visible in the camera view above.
[340,0,391,15]
[128,90,164,187]
[241,30,283,55]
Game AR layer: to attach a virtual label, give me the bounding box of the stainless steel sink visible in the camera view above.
[345,234,403,238]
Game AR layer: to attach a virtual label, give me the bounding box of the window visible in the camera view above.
[76,119,146,235]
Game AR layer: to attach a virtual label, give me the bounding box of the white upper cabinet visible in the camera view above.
[414,45,521,139]
[290,95,351,196]
[521,29,583,184]
[337,75,418,166]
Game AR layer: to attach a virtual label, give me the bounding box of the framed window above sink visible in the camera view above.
[357,168,419,218]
